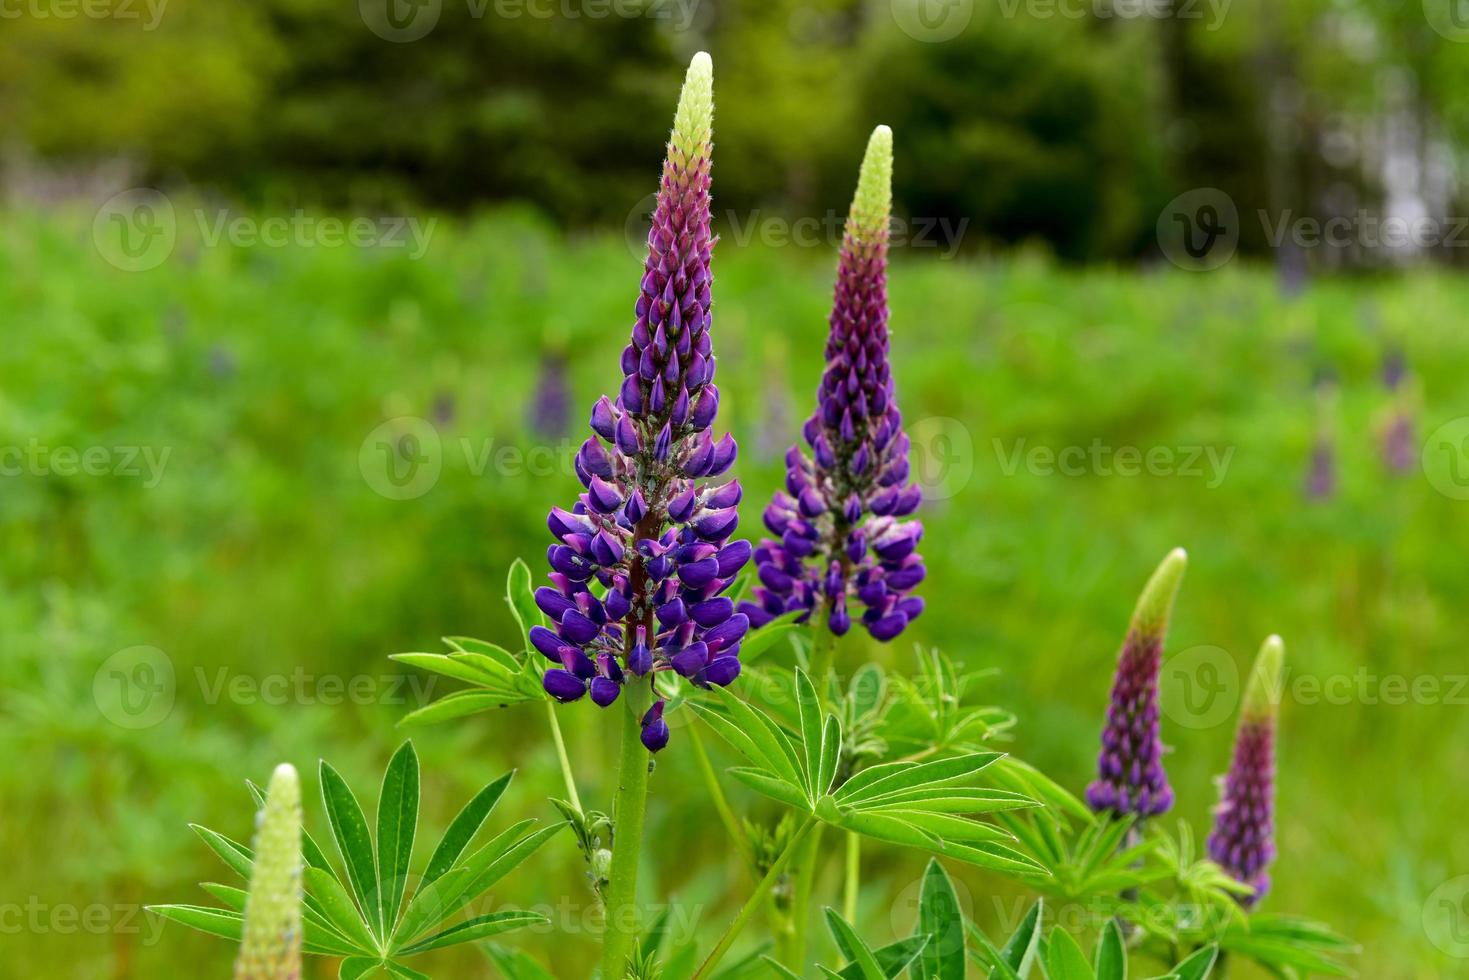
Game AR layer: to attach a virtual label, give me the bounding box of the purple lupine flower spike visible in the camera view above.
[740,126,924,641]
[1209,635,1284,907]
[536,53,748,752]
[1086,548,1187,819]
[529,340,572,439]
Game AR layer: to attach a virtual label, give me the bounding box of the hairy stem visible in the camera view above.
[693,814,819,979]
[545,699,583,813]
[842,830,860,923]
[599,679,654,980]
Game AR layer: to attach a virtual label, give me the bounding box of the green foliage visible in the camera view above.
[148,742,559,978]
[689,668,1045,878]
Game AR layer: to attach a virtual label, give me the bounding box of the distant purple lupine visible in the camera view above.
[1086,548,1187,819]
[1305,440,1336,500]
[740,126,925,642]
[533,54,748,752]
[1378,348,1415,474]
[529,348,572,439]
[1209,635,1284,907]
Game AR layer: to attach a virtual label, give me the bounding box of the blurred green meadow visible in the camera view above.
[2,204,1467,978]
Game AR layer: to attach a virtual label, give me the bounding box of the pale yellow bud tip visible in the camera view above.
[848,125,894,245]
[1131,547,1187,639]
[1242,634,1285,721]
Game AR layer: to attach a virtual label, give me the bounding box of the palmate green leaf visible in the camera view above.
[148,904,360,957]
[855,786,1036,815]
[200,882,246,911]
[835,753,1006,807]
[443,636,524,672]
[397,909,548,956]
[1046,928,1096,980]
[1170,945,1218,980]
[339,955,381,979]
[321,760,381,941]
[304,866,380,953]
[390,652,507,688]
[1093,921,1126,980]
[999,900,1043,975]
[191,824,253,881]
[694,685,806,792]
[915,859,965,980]
[728,766,815,810]
[398,689,537,727]
[377,742,420,936]
[384,961,433,980]
[391,818,541,944]
[823,908,887,980]
[420,771,513,887]
[796,669,824,799]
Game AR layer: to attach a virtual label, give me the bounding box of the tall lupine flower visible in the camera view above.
[1086,548,1187,819]
[235,764,302,980]
[533,53,748,752]
[740,126,924,641]
[1209,635,1284,907]
[1377,348,1416,474]
[529,345,572,439]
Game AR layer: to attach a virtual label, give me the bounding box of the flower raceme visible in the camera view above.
[533,53,749,751]
[741,126,925,641]
[1209,635,1284,906]
[1086,548,1187,819]
[235,764,302,980]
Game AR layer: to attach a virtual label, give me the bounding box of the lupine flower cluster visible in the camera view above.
[741,126,925,641]
[235,764,302,980]
[531,53,749,752]
[529,346,572,439]
[1209,635,1283,907]
[1086,548,1187,819]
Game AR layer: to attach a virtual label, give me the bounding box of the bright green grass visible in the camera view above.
[1,204,1465,977]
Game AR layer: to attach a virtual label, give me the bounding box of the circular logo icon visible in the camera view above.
[359,416,442,500]
[623,192,659,265]
[1424,875,1469,958]
[94,646,176,729]
[360,0,442,42]
[889,867,973,946]
[909,416,975,503]
[1424,0,1469,42]
[1157,188,1239,271]
[1422,417,1469,500]
[890,0,974,42]
[93,189,177,272]
[1160,645,1239,730]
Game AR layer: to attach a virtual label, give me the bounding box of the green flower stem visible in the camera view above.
[600,678,654,980]
[545,698,583,813]
[842,830,860,923]
[693,813,819,979]
[776,618,840,968]
[689,720,756,874]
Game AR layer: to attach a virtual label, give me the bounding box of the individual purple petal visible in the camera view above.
[590,676,621,708]
[543,669,588,703]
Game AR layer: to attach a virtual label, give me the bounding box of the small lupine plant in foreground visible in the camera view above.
[151,52,1356,978]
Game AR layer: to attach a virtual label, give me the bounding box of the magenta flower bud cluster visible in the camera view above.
[740,127,925,642]
[1084,627,1175,818]
[1207,718,1276,907]
[534,55,748,751]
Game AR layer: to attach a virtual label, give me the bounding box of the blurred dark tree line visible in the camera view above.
[2,0,1466,263]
